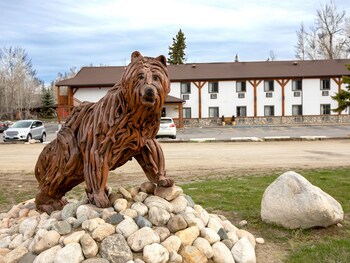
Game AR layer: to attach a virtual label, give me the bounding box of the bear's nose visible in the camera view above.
[145,86,155,96]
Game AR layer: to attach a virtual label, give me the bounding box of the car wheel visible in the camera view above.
[26,134,32,142]
[171,135,176,139]
[40,133,46,143]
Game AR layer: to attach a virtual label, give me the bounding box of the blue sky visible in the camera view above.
[1,0,349,84]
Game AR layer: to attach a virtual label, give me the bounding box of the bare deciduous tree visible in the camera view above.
[295,0,349,60]
[0,47,41,119]
[269,50,278,61]
[295,23,307,60]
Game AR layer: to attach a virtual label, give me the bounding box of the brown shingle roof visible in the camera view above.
[166,95,184,103]
[56,59,350,87]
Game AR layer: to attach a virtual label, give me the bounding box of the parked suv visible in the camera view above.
[3,120,46,142]
[156,117,176,139]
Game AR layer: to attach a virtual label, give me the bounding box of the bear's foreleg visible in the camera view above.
[135,138,174,187]
[84,157,110,208]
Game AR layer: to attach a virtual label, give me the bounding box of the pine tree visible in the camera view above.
[168,29,187,64]
[41,88,55,109]
[332,65,350,113]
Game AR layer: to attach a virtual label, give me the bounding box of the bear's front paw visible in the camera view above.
[158,177,174,187]
[89,190,110,208]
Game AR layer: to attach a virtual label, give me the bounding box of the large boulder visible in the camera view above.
[261,171,343,229]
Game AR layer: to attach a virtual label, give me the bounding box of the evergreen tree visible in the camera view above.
[332,65,350,113]
[168,29,187,64]
[40,87,56,118]
[41,88,55,109]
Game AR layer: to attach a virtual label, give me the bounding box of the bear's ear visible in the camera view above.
[131,51,143,62]
[156,55,167,66]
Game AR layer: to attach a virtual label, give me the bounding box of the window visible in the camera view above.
[238,93,245,98]
[264,80,274,92]
[183,107,191,118]
[320,79,330,90]
[32,121,43,128]
[266,92,273,98]
[264,106,275,116]
[320,104,331,115]
[181,82,191,94]
[292,79,302,91]
[209,107,219,118]
[292,105,303,116]
[208,82,219,93]
[294,91,301,97]
[322,90,329,96]
[182,94,190,100]
[210,94,217,99]
[236,81,246,92]
[236,106,247,117]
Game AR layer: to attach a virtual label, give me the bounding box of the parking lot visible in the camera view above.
[0,122,349,181]
[1,123,350,144]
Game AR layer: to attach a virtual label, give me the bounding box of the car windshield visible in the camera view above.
[160,118,172,124]
[11,121,32,128]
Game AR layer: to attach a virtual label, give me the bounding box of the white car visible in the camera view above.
[3,120,46,142]
[156,117,176,139]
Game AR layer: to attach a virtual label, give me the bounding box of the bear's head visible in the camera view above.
[121,51,170,111]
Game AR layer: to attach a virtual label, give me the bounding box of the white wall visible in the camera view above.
[302,79,338,115]
[235,81,254,117]
[165,106,178,118]
[256,81,282,116]
[73,77,343,118]
[169,82,198,118]
[284,81,302,116]
[201,81,235,118]
[75,87,110,103]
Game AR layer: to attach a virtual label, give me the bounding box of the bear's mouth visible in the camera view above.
[142,96,155,106]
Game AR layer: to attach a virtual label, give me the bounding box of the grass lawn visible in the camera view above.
[180,167,350,262]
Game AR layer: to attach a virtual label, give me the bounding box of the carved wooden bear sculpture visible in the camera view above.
[35,51,174,214]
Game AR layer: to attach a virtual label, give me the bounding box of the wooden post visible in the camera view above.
[193,81,206,119]
[276,79,290,117]
[178,103,183,128]
[68,86,73,114]
[57,85,61,123]
[248,80,262,117]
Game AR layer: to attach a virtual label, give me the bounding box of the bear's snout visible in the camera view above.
[145,86,155,97]
[141,85,157,106]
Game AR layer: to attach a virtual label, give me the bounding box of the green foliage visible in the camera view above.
[168,29,187,65]
[286,238,350,263]
[332,65,350,113]
[40,88,56,118]
[41,88,55,108]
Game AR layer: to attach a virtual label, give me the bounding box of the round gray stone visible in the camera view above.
[134,216,152,228]
[100,234,133,263]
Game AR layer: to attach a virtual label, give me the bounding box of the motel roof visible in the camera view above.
[56,59,350,87]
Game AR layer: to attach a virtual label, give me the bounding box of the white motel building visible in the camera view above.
[57,59,350,128]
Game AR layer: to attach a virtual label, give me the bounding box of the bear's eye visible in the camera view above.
[138,73,145,80]
[152,75,159,81]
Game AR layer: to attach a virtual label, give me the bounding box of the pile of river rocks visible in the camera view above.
[0,183,260,263]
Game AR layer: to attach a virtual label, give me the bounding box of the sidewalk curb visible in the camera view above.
[158,136,350,143]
